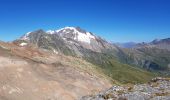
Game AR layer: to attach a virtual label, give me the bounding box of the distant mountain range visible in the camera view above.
[136,38,170,51]
[114,42,137,48]
[115,38,170,74]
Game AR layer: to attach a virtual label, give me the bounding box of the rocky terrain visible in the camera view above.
[0,41,112,100]
[81,77,170,100]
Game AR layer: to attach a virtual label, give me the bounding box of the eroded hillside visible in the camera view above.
[0,41,112,100]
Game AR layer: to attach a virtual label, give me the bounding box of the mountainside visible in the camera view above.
[117,38,170,75]
[0,38,155,100]
[20,27,118,55]
[0,41,112,100]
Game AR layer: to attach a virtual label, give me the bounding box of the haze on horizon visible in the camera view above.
[0,0,170,43]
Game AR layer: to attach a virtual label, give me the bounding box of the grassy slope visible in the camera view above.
[82,50,155,84]
[106,60,155,84]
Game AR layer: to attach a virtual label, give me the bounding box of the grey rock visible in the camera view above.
[80,78,170,100]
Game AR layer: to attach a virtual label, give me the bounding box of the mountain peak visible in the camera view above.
[46,26,89,34]
[20,27,96,44]
[20,29,45,40]
[46,26,95,43]
[151,38,170,44]
[18,26,115,53]
[75,26,87,33]
[151,39,161,44]
[61,26,95,43]
[56,26,87,34]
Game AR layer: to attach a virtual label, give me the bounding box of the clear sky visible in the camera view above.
[0,0,170,43]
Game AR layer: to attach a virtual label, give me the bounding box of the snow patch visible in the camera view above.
[59,27,95,43]
[46,30,55,34]
[20,42,27,46]
[77,32,95,43]
[46,27,96,43]
[56,27,75,33]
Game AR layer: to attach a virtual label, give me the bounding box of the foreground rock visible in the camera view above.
[81,77,170,100]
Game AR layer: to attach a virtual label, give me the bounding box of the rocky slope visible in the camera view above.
[81,77,170,100]
[0,41,112,100]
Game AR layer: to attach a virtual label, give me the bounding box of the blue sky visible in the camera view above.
[0,0,170,42]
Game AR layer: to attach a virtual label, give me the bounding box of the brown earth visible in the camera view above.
[0,41,112,100]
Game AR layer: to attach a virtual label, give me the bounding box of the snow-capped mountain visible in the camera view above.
[20,26,117,54]
[21,27,96,44]
[46,27,96,44]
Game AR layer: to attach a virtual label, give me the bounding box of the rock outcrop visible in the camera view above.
[81,77,170,100]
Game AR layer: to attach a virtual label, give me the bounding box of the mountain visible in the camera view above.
[151,38,170,45]
[115,38,170,50]
[20,27,117,55]
[16,26,155,84]
[136,38,170,51]
[117,38,170,75]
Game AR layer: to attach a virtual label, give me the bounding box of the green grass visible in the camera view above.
[66,49,157,84]
[104,60,155,84]
[81,50,156,84]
